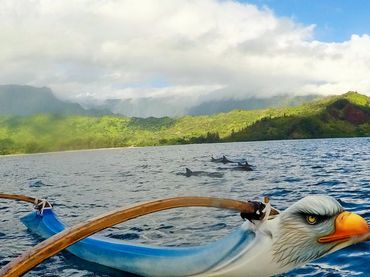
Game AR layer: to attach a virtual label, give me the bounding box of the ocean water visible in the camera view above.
[0,138,369,276]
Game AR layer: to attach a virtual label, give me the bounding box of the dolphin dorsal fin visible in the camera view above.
[186,168,192,174]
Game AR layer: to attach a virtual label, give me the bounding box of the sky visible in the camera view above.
[242,0,370,42]
[1,0,370,109]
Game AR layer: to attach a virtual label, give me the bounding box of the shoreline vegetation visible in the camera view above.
[0,92,369,155]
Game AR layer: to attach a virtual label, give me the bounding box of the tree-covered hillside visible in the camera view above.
[0,92,369,155]
[226,92,370,141]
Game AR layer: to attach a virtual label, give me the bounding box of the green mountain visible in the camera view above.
[0,85,95,116]
[226,92,369,141]
[0,91,369,155]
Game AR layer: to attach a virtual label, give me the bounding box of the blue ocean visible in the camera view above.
[0,137,369,276]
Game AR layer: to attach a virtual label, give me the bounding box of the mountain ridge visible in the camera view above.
[0,85,110,116]
[0,91,369,155]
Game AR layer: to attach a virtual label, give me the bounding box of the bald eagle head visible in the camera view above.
[272,195,369,268]
[209,195,369,277]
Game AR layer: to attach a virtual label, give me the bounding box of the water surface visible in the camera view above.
[0,138,369,276]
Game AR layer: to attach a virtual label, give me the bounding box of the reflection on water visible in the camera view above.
[0,138,369,276]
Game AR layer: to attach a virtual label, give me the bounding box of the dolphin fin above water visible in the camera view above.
[185,167,193,177]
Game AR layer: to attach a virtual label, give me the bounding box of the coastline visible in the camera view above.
[0,145,141,158]
[0,136,368,158]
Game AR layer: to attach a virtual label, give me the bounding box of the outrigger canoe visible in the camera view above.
[1,194,370,277]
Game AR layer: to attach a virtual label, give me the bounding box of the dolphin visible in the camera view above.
[211,156,223,163]
[211,155,236,164]
[183,168,224,178]
[235,162,254,171]
[216,162,255,172]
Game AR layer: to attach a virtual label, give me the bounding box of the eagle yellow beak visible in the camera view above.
[319,211,369,243]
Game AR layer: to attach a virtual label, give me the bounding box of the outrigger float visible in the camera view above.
[0,193,369,277]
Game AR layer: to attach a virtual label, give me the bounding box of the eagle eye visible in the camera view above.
[298,212,330,225]
[306,215,318,225]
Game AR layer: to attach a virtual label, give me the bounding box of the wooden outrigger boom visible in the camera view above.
[0,193,52,209]
[0,194,278,276]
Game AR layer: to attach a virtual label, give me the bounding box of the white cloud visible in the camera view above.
[0,0,369,107]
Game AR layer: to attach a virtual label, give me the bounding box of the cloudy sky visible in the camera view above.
[1,0,370,106]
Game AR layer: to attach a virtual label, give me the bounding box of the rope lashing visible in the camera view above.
[240,197,274,222]
[0,193,52,211]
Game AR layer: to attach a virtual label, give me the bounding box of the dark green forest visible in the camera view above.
[0,92,369,155]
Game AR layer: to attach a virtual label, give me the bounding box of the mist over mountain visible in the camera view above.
[90,97,187,118]
[188,95,321,115]
[0,85,109,116]
[85,95,322,117]
[0,85,85,116]
[0,84,322,117]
